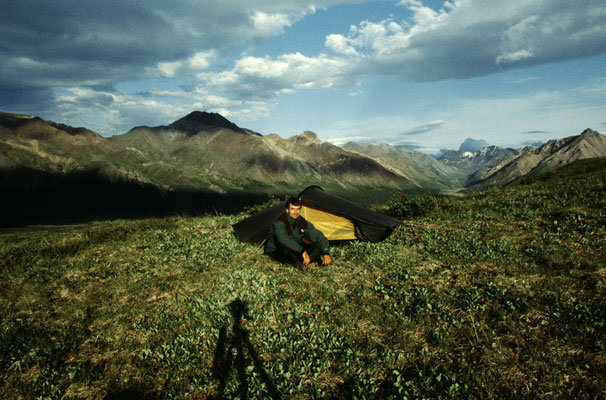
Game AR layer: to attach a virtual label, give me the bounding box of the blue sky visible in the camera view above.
[2,0,606,155]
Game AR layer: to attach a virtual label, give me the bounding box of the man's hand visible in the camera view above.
[302,251,311,266]
[322,254,332,266]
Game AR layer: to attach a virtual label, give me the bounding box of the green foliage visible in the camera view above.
[1,158,605,399]
[384,191,441,218]
[243,194,282,216]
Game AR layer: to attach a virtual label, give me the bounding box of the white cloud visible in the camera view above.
[4,0,606,143]
[326,0,606,81]
[197,52,359,98]
[325,33,360,56]
[156,61,181,78]
[496,49,534,65]
[0,0,353,111]
[188,51,217,70]
[326,136,374,146]
[49,84,273,136]
[155,50,218,77]
[398,0,441,26]
[52,87,183,135]
[322,77,606,153]
[251,11,293,36]
[322,115,437,145]
[429,87,606,150]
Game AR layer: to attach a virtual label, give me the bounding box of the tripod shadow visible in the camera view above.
[212,299,281,400]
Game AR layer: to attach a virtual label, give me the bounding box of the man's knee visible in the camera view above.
[268,247,302,266]
[303,245,320,261]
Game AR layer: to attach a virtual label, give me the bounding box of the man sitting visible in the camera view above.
[264,197,332,268]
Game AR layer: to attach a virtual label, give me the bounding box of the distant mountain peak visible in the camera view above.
[438,145,515,175]
[0,112,35,120]
[459,137,490,152]
[580,128,599,137]
[293,131,320,144]
[0,111,101,139]
[168,111,245,136]
[465,129,606,190]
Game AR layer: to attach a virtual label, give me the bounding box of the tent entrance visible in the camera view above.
[301,204,357,241]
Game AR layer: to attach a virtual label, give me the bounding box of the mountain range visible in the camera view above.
[341,142,466,192]
[438,146,515,176]
[1,110,605,225]
[465,128,606,190]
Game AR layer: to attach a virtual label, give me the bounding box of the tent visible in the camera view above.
[232,185,402,243]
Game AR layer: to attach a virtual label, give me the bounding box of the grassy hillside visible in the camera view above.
[1,158,605,399]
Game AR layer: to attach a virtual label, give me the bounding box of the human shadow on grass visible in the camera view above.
[212,299,281,400]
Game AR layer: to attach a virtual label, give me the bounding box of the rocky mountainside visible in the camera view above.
[439,146,515,175]
[1,111,410,202]
[342,142,465,192]
[108,113,408,194]
[1,111,415,225]
[0,112,114,163]
[134,111,261,137]
[466,129,606,190]
[3,109,605,225]
[0,112,128,187]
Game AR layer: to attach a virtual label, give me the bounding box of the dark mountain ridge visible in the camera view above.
[129,111,260,137]
[170,111,245,135]
[2,110,606,225]
[110,120,408,192]
[1,111,410,225]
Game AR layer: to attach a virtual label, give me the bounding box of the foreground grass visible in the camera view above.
[1,159,605,399]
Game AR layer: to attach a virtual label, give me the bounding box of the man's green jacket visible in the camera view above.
[265,213,330,255]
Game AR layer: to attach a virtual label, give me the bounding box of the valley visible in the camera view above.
[2,110,605,226]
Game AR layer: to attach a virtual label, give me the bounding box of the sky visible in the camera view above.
[2,0,606,156]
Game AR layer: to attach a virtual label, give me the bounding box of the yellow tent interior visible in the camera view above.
[300,204,356,240]
[232,186,402,244]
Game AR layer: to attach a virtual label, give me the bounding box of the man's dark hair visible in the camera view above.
[286,196,301,207]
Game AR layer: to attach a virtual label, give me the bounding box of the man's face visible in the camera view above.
[286,204,301,219]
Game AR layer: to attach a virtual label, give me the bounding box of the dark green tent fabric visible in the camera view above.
[232,186,402,243]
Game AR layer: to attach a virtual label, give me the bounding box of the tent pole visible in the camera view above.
[256,238,267,253]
